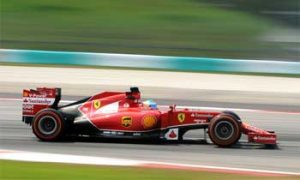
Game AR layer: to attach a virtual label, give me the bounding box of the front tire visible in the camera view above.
[208,114,241,147]
[32,109,65,141]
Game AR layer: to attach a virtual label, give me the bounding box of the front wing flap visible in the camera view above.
[241,122,277,144]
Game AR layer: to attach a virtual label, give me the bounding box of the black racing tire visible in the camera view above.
[208,114,241,147]
[222,111,242,141]
[32,109,65,141]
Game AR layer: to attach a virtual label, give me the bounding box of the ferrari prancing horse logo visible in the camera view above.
[93,100,101,109]
[177,113,185,123]
[122,116,132,128]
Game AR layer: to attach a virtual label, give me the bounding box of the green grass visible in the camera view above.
[0,160,298,180]
[0,0,284,59]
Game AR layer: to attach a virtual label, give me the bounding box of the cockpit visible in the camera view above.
[125,87,157,110]
[142,99,158,109]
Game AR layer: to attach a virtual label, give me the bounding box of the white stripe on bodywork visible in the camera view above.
[95,101,119,114]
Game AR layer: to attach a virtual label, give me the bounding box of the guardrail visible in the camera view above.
[1,49,299,75]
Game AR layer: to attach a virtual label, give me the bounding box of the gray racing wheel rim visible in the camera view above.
[214,120,234,140]
[38,115,58,135]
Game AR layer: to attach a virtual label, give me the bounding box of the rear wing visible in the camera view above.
[22,87,61,124]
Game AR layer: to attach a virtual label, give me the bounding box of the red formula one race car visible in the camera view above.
[22,87,277,147]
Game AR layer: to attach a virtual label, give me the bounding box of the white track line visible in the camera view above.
[159,105,300,115]
[0,149,140,166]
[0,149,299,176]
[1,97,300,115]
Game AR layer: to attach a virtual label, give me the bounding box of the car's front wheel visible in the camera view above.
[32,109,65,141]
[208,114,241,147]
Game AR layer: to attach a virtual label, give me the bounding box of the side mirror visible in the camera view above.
[125,91,135,100]
[126,95,135,100]
[169,104,176,112]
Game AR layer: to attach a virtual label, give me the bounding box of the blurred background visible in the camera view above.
[1,0,299,60]
[1,1,300,179]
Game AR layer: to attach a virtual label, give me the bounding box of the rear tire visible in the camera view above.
[32,109,65,141]
[208,114,241,147]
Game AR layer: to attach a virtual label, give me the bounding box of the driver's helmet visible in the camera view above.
[143,99,157,109]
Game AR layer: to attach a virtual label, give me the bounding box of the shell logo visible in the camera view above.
[143,115,157,129]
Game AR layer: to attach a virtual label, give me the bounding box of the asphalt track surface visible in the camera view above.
[1,94,300,174]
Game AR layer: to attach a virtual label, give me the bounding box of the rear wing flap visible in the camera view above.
[22,87,61,124]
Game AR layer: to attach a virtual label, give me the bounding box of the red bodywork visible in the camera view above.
[78,91,219,132]
[242,123,277,144]
[23,87,277,145]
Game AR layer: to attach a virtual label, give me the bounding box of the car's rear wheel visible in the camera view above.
[208,114,241,147]
[32,109,65,141]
